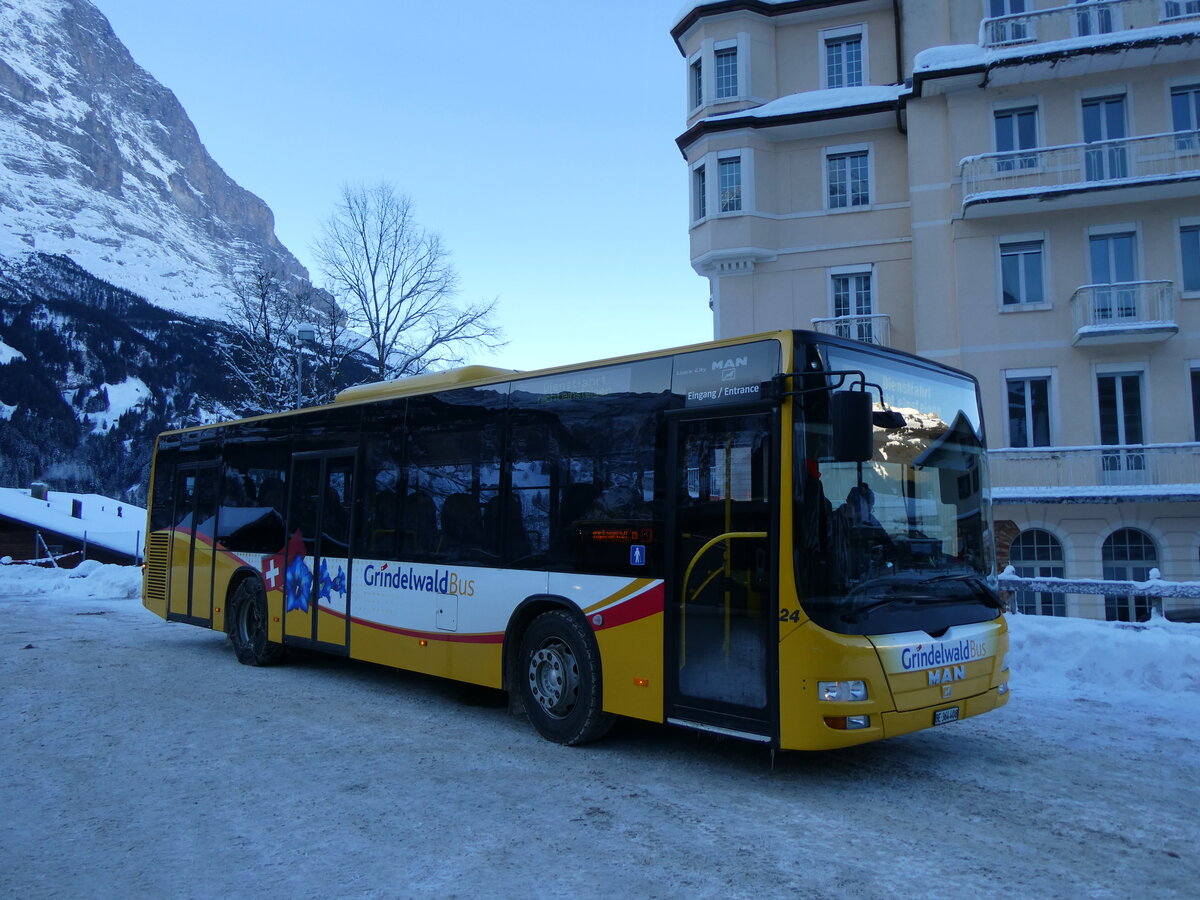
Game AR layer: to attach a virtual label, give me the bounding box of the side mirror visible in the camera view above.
[831,390,873,462]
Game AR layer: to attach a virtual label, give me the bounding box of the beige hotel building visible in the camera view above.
[672,0,1200,619]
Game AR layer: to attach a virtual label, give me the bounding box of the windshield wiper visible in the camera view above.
[921,572,1000,607]
[923,573,981,585]
[842,594,922,621]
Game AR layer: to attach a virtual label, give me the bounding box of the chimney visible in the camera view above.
[30,482,48,501]
[71,499,82,519]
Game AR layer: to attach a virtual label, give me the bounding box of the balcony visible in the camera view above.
[960,130,1200,215]
[1070,280,1177,345]
[990,443,1200,502]
[980,0,1200,50]
[810,314,891,347]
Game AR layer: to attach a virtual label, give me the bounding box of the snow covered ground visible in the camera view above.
[2,562,1198,898]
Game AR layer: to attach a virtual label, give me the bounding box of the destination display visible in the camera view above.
[671,339,780,407]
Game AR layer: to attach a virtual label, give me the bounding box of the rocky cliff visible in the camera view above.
[0,0,310,317]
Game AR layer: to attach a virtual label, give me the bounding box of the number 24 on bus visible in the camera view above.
[142,330,1010,751]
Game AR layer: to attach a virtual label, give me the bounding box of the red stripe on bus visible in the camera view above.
[350,617,505,644]
[591,581,665,631]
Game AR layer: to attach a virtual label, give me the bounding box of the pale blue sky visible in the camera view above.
[92,0,711,372]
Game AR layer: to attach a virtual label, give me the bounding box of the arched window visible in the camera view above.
[1010,529,1065,616]
[1101,528,1157,622]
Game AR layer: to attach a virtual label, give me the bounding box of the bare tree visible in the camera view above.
[314,182,503,381]
[217,266,314,414]
[305,289,366,406]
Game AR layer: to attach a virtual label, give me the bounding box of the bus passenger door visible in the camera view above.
[167,461,219,626]
[666,412,776,741]
[285,451,356,653]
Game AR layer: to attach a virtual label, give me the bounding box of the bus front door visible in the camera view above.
[284,451,356,653]
[167,461,219,626]
[666,412,776,742]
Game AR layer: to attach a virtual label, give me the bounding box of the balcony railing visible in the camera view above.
[1069,280,1176,344]
[980,0,1200,50]
[990,443,1200,493]
[961,130,1200,209]
[810,314,891,347]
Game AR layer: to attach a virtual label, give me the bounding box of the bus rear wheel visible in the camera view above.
[229,578,286,667]
[518,610,613,745]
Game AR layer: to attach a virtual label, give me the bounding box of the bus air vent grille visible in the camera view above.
[144,532,170,605]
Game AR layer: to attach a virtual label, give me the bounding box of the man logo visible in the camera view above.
[928,664,966,686]
[711,356,749,371]
[942,685,953,699]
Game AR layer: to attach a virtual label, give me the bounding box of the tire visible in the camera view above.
[228,578,286,667]
[517,609,614,745]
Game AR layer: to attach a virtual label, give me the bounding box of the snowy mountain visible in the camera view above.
[0,0,310,317]
[0,252,245,500]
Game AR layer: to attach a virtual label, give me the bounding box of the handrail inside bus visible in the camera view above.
[680,531,769,664]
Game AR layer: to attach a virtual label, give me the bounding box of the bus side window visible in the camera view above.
[403,490,438,556]
[361,437,401,559]
[506,422,552,568]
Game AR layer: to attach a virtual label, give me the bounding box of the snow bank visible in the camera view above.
[1006,612,1200,706]
[0,559,142,599]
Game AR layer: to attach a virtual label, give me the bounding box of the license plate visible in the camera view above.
[933,707,960,726]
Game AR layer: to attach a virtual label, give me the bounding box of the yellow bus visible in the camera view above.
[142,330,1009,750]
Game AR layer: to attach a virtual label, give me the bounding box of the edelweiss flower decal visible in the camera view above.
[284,530,312,613]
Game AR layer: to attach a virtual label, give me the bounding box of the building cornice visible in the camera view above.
[671,0,872,52]
[691,247,779,277]
[676,95,903,156]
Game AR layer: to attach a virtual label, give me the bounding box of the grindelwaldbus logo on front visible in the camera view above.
[362,564,476,597]
[899,638,989,672]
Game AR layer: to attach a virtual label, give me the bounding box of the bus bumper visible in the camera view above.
[879,684,1010,741]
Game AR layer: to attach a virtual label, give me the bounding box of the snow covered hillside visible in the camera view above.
[0,0,310,317]
[2,563,1197,898]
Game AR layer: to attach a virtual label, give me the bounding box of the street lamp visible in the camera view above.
[293,323,316,409]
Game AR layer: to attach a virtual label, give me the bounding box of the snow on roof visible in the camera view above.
[673,0,798,29]
[914,20,1200,76]
[705,84,907,123]
[0,487,145,558]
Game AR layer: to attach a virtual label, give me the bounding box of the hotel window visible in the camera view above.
[718,156,741,212]
[1073,0,1117,36]
[994,106,1039,169]
[692,164,707,221]
[1164,2,1200,21]
[714,46,738,100]
[831,270,875,343]
[1009,529,1066,616]
[690,57,702,109]
[1192,367,1200,441]
[1097,371,1145,472]
[1000,240,1045,306]
[986,0,1029,44]
[822,27,864,88]
[1102,529,1157,622]
[826,149,870,209]
[1006,375,1051,447]
[1174,84,1200,149]
[1182,224,1200,291]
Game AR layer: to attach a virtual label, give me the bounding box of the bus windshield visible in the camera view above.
[795,344,1001,636]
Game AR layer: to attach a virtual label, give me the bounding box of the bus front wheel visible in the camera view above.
[518,610,613,745]
[229,579,286,667]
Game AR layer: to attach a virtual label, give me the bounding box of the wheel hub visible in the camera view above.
[527,641,579,718]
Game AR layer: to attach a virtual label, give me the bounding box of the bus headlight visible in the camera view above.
[819,680,868,702]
